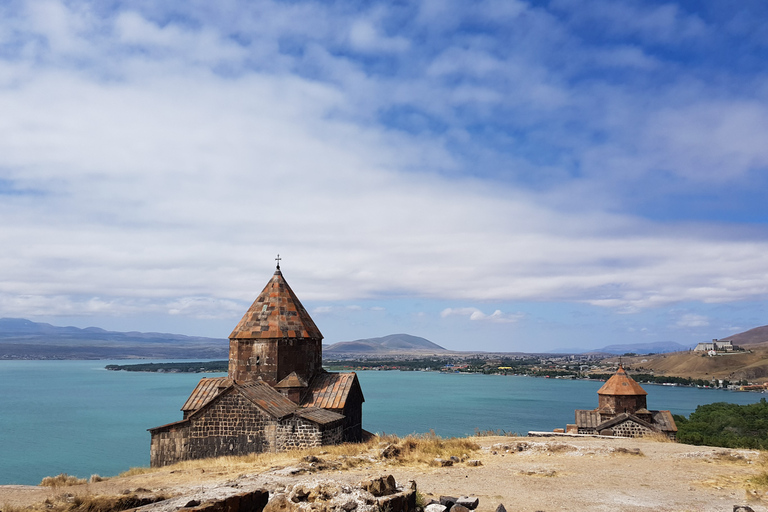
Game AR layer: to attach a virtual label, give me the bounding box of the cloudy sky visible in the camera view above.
[2,0,768,352]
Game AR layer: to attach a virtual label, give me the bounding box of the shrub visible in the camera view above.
[676,399,768,449]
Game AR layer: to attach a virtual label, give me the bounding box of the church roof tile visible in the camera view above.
[229,270,322,340]
[597,366,648,396]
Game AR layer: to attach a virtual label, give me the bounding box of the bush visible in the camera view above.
[676,398,768,449]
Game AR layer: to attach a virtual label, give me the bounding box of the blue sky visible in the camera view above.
[1,0,768,352]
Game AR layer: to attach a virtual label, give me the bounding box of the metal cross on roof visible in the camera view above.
[275,254,281,270]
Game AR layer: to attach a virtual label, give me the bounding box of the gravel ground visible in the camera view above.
[2,436,766,512]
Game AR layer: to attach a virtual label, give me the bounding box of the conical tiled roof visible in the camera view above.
[597,365,647,396]
[229,269,323,340]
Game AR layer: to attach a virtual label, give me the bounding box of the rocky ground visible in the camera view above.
[2,436,767,512]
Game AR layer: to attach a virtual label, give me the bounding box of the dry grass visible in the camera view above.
[378,433,480,466]
[117,467,155,478]
[640,431,673,443]
[39,474,87,488]
[0,493,168,512]
[612,447,644,457]
[474,429,519,437]
[747,453,768,491]
[545,443,577,453]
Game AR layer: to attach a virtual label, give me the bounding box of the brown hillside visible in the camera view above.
[629,346,768,383]
[723,325,768,346]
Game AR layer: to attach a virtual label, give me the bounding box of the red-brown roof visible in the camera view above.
[181,376,233,412]
[597,366,647,396]
[237,381,298,419]
[302,372,363,410]
[274,371,308,389]
[229,270,323,340]
[296,407,345,425]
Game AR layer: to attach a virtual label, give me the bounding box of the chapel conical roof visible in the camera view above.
[229,268,323,340]
[597,365,647,396]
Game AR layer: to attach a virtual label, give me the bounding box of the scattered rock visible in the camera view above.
[362,475,396,497]
[380,444,401,459]
[186,490,269,512]
[734,506,755,512]
[184,500,202,508]
[466,460,482,467]
[449,456,460,463]
[434,458,453,467]
[456,496,479,510]
[263,494,293,512]
[291,486,312,503]
[495,505,507,512]
[439,496,457,508]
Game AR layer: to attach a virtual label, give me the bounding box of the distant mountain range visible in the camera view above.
[324,333,446,355]
[590,341,695,355]
[4,316,768,360]
[0,318,228,359]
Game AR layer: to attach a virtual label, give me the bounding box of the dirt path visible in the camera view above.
[2,437,766,512]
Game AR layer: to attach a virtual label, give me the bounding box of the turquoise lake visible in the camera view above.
[1,360,765,485]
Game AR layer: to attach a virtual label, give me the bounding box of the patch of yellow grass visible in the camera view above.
[747,453,768,491]
[117,467,155,478]
[640,431,674,443]
[39,474,87,488]
[380,433,480,466]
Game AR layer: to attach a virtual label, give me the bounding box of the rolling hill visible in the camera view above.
[722,325,768,346]
[324,333,446,355]
[0,318,228,359]
[621,324,768,383]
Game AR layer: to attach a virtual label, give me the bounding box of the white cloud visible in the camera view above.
[348,19,409,53]
[441,308,524,324]
[1,0,767,350]
[675,313,710,328]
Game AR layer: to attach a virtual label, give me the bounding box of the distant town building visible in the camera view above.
[567,365,677,440]
[693,339,735,352]
[149,262,365,467]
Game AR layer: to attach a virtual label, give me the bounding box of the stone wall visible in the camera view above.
[598,394,647,415]
[151,391,273,467]
[229,337,321,386]
[340,392,364,442]
[608,419,652,438]
[151,390,344,467]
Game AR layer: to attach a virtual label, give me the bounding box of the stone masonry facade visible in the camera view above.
[150,391,343,467]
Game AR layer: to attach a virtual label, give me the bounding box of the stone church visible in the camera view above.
[149,263,365,467]
[569,365,677,440]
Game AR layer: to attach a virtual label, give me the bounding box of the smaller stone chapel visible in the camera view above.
[149,262,365,467]
[568,365,677,440]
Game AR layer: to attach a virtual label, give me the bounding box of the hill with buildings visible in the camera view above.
[621,323,768,383]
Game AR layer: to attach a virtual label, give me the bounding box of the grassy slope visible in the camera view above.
[628,344,768,383]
